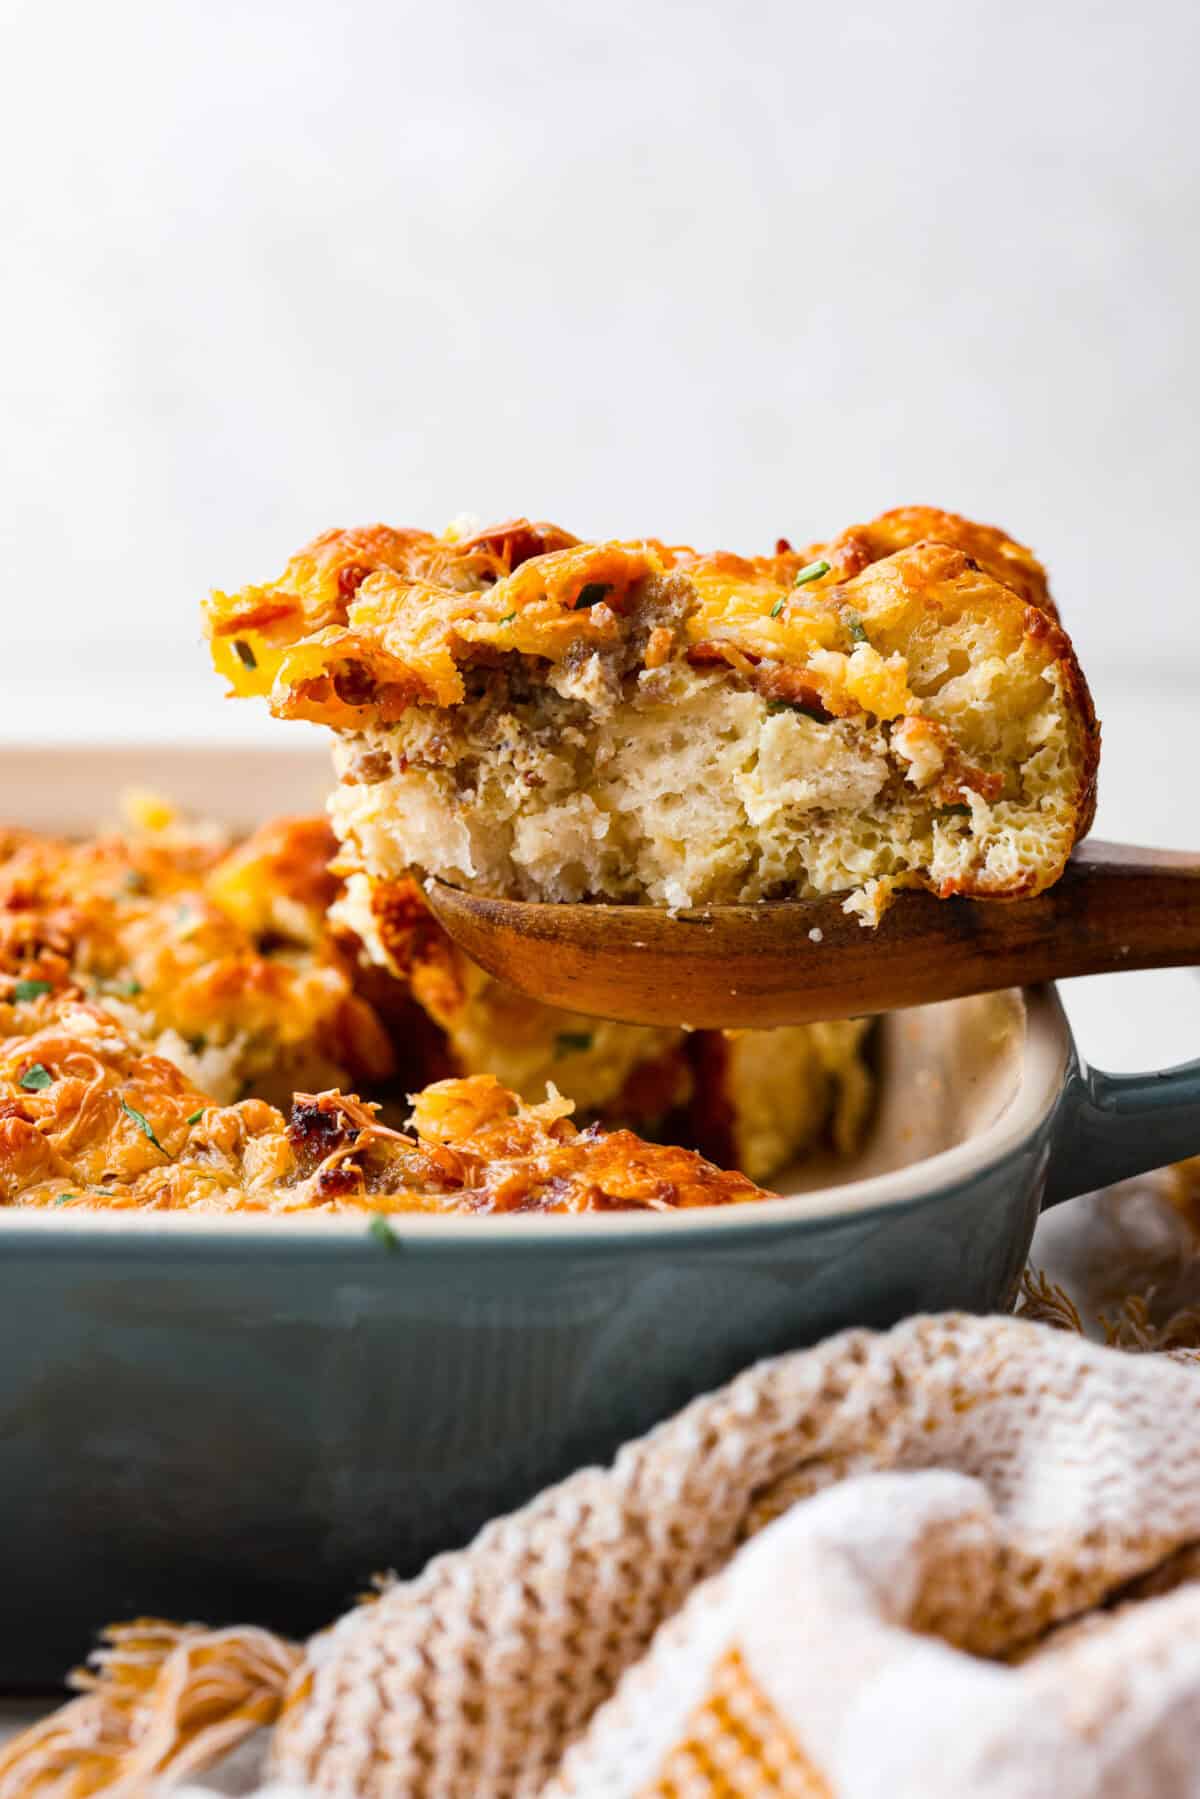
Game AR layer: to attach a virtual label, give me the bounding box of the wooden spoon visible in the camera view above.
[424,842,1200,1029]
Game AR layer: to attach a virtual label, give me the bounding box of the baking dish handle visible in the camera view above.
[1042,1056,1200,1208]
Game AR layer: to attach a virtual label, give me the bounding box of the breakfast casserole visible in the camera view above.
[0,805,872,1188]
[204,506,1098,923]
[0,990,767,1214]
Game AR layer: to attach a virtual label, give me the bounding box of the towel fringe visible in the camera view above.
[0,1618,300,1796]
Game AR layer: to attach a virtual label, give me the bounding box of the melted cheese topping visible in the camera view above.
[204,507,1064,735]
[0,817,394,1104]
[0,994,767,1213]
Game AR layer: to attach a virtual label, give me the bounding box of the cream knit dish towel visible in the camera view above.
[7,1309,1200,1799]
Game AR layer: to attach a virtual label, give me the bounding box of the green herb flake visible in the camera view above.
[554,1031,594,1056]
[19,1063,52,1092]
[498,611,517,625]
[368,1213,399,1252]
[793,558,831,588]
[233,638,257,670]
[120,1096,168,1156]
[845,609,869,645]
[575,582,612,610]
[769,598,785,619]
[186,1109,205,1126]
[112,978,143,998]
[13,979,52,1003]
[54,1193,75,1206]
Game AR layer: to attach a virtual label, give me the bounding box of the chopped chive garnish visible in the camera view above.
[554,1031,594,1056]
[498,611,517,625]
[368,1213,399,1252]
[54,1193,75,1206]
[575,582,612,610]
[186,1109,204,1125]
[13,979,52,1003]
[120,1097,168,1155]
[793,558,831,587]
[845,610,868,644]
[112,978,143,998]
[769,599,785,618]
[233,639,257,670]
[19,1063,52,1092]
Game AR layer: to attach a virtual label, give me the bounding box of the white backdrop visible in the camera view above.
[1,0,1197,737]
[1,21,1200,1742]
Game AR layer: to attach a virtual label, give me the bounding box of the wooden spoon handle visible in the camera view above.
[817,839,1200,1012]
[427,842,1200,1028]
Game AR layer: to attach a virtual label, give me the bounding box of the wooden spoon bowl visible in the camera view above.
[425,842,1200,1029]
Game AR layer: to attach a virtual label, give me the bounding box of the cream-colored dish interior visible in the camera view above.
[772,987,1028,1196]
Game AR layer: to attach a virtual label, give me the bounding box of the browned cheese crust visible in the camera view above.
[0,992,768,1214]
[204,506,1063,724]
[806,506,1057,619]
[0,816,403,1103]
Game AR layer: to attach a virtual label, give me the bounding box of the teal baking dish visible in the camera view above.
[3,747,1199,1683]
